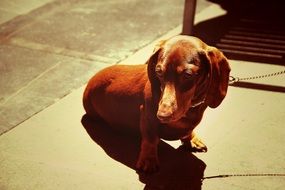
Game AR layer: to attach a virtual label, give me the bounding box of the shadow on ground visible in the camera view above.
[81,114,206,190]
[193,0,285,93]
[194,0,285,66]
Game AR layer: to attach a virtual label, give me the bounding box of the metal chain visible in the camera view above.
[203,173,285,180]
[229,69,285,85]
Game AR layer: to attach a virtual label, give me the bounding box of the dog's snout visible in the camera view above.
[157,102,175,122]
[157,82,177,123]
[157,110,172,122]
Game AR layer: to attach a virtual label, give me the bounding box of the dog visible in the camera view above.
[83,35,231,173]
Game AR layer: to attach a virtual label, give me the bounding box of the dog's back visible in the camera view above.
[83,64,148,132]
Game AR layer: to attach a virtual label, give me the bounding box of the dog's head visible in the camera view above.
[147,35,231,123]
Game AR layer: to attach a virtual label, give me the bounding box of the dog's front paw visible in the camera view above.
[136,154,159,173]
[190,136,208,152]
[181,135,208,153]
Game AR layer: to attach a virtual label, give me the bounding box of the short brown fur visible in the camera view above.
[83,35,231,172]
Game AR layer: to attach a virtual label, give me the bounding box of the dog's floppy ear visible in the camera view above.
[147,40,165,88]
[205,46,231,108]
[147,49,161,88]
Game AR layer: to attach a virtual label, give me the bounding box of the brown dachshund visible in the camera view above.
[83,35,231,173]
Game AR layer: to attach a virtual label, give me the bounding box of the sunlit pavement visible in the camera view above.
[1,1,285,190]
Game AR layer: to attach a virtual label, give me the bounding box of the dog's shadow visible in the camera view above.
[81,114,206,190]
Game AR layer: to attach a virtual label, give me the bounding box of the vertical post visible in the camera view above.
[182,0,197,35]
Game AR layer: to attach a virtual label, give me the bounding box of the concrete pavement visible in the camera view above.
[1,0,285,190]
[0,0,211,134]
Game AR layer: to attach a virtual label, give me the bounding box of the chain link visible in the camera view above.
[229,69,285,85]
[203,173,285,180]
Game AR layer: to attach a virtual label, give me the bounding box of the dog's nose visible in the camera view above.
[157,111,173,123]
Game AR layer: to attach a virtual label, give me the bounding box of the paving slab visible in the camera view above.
[1,0,185,59]
[196,87,285,190]
[0,0,54,24]
[0,44,109,134]
[0,0,188,134]
[0,0,213,134]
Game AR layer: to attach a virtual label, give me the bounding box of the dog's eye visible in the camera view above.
[183,70,194,79]
[155,65,163,77]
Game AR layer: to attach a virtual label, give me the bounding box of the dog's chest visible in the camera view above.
[158,121,192,140]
